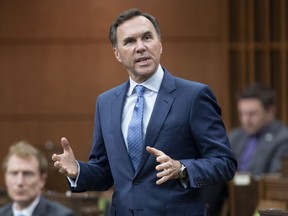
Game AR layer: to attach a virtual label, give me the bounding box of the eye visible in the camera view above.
[8,171,18,176]
[23,171,35,178]
[123,38,135,45]
[143,33,153,40]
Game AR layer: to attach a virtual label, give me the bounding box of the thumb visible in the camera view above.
[61,137,71,152]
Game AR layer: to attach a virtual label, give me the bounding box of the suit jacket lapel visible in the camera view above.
[110,82,127,146]
[32,197,46,216]
[110,82,135,172]
[1,203,13,216]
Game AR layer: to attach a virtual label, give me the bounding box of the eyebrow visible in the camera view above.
[122,30,153,44]
[123,36,135,44]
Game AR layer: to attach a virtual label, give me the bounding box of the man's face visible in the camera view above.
[237,99,273,135]
[5,155,46,209]
[113,16,163,83]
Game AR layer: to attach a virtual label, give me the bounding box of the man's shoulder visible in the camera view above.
[268,120,288,143]
[35,197,75,216]
[270,120,288,134]
[0,202,12,214]
[99,82,128,98]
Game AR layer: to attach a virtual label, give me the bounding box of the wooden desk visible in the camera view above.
[228,173,260,216]
[259,175,288,206]
[281,156,288,178]
[227,156,288,216]
[259,209,288,216]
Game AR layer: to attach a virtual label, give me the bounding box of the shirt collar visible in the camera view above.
[128,64,164,96]
[13,196,40,216]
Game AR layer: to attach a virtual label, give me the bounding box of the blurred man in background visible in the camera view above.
[230,83,288,175]
[206,83,288,215]
[0,141,75,216]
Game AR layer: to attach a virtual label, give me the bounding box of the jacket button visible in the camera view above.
[133,180,141,185]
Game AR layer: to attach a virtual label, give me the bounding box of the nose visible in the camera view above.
[15,173,25,185]
[135,40,145,52]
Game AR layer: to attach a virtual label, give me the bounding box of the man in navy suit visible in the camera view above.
[0,141,75,216]
[52,8,237,215]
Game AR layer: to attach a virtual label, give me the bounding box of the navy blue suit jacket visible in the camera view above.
[73,68,237,216]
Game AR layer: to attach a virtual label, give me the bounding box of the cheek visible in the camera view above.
[5,176,13,187]
[28,178,45,190]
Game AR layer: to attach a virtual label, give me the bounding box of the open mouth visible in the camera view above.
[135,57,150,63]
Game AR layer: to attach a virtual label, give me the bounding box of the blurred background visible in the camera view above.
[0,0,287,200]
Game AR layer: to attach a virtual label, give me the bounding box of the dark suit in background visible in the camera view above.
[0,197,75,216]
[206,83,288,215]
[230,120,288,175]
[229,83,288,175]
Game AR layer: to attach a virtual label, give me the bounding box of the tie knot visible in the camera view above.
[135,85,145,96]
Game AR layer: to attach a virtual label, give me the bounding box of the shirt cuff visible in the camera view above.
[67,160,80,188]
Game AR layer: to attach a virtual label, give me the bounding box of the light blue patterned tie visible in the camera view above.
[127,85,145,170]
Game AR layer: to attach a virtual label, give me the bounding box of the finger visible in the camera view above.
[51,153,60,161]
[156,162,168,171]
[156,175,169,185]
[59,167,67,174]
[61,137,71,152]
[146,146,164,157]
[59,166,77,178]
[156,155,169,164]
[54,161,62,169]
[157,169,171,178]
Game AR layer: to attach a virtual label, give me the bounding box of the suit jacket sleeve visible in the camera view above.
[183,84,237,188]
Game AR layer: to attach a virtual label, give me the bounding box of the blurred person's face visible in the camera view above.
[237,99,274,135]
[113,15,162,83]
[5,154,46,210]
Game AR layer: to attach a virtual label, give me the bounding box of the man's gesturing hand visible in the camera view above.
[51,137,78,179]
[146,146,181,185]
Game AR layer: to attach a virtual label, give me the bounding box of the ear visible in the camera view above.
[40,173,48,189]
[113,47,122,63]
[267,105,277,117]
[159,42,163,54]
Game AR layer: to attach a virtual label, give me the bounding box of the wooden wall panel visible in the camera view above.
[0,44,123,114]
[0,1,224,38]
[0,0,229,190]
[162,42,229,121]
[228,0,288,126]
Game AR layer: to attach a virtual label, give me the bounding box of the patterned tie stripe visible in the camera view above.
[127,85,145,170]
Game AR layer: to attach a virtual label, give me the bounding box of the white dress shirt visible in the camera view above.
[13,196,40,216]
[121,65,164,146]
[69,65,164,187]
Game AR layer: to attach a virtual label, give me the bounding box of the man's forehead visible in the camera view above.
[238,99,265,112]
[239,98,262,106]
[7,155,39,167]
[117,16,154,35]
